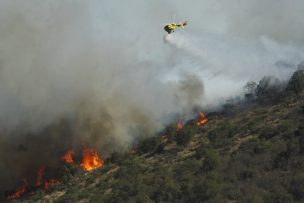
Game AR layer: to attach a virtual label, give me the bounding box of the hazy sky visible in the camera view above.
[0,0,304,140]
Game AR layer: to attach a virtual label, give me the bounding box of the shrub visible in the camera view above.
[273,151,290,170]
[194,144,210,160]
[138,137,160,153]
[192,175,220,201]
[115,158,144,179]
[174,159,201,179]
[201,149,219,172]
[256,76,283,99]
[259,126,279,140]
[207,127,234,149]
[175,126,196,146]
[286,68,304,95]
[244,81,258,100]
[289,173,304,201]
[238,138,270,155]
[300,136,304,154]
[151,173,179,202]
[262,181,293,203]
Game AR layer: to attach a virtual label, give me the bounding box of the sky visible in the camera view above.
[0,0,304,144]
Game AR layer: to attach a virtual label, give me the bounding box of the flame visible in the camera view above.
[44,179,59,190]
[176,120,183,131]
[7,178,28,200]
[81,148,104,171]
[62,150,75,164]
[36,166,46,186]
[197,112,208,126]
[8,148,103,200]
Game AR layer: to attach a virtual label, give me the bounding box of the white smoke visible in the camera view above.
[164,31,304,106]
[0,0,304,141]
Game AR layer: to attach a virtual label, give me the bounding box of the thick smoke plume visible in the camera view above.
[1,0,304,191]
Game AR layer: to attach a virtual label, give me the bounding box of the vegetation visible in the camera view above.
[287,67,304,95]
[10,68,304,202]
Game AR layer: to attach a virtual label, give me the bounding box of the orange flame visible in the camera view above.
[81,148,104,171]
[44,179,59,190]
[36,166,46,187]
[7,178,28,200]
[176,120,183,131]
[197,112,208,126]
[62,150,75,164]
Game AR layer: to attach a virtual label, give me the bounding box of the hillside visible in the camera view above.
[6,70,304,203]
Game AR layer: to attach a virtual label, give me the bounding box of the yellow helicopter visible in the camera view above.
[164,20,188,34]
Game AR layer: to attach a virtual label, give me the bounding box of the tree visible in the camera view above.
[244,81,258,100]
[286,68,304,95]
[202,149,219,172]
[256,76,283,99]
[138,137,159,153]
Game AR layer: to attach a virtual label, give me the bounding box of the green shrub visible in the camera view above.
[289,173,304,201]
[207,128,234,149]
[202,149,219,172]
[175,126,196,146]
[273,151,290,170]
[192,175,220,202]
[244,81,258,100]
[115,158,144,179]
[299,136,304,154]
[154,143,165,154]
[259,126,279,140]
[151,174,179,202]
[256,76,283,99]
[238,138,270,155]
[286,68,304,95]
[174,159,201,179]
[264,186,293,203]
[138,137,160,153]
[195,144,211,160]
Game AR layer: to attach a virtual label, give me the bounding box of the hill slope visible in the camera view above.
[6,68,304,203]
[15,90,304,203]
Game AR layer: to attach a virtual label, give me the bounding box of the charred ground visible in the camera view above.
[3,68,304,202]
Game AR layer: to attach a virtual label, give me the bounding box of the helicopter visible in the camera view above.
[164,20,188,34]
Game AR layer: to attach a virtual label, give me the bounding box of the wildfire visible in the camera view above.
[7,165,60,200]
[7,178,28,200]
[197,112,208,126]
[62,150,75,164]
[81,148,104,171]
[36,166,46,186]
[44,179,59,190]
[7,147,103,200]
[176,120,183,131]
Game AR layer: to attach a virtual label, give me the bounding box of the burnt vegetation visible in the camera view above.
[4,67,304,202]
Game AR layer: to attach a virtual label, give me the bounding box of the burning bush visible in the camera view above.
[81,148,104,171]
[7,178,28,200]
[62,150,75,164]
[197,112,208,126]
[5,147,104,200]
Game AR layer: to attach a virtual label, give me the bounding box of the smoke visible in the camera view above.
[1,0,304,191]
